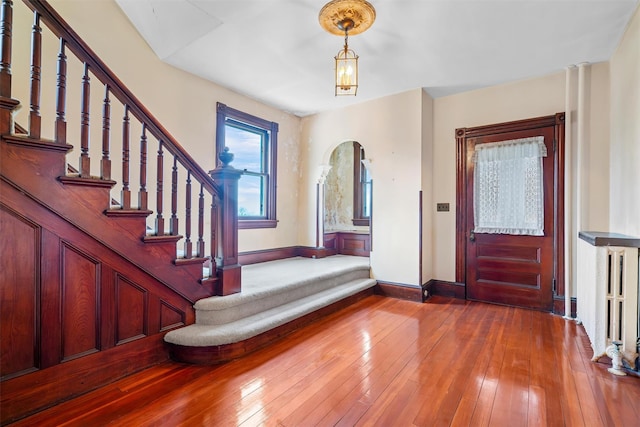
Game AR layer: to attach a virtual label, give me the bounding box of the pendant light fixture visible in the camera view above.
[319,0,376,96]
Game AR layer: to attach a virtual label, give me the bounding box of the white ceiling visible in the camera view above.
[116,0,639,117]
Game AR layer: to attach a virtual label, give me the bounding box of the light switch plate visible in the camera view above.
[437,203,450,212]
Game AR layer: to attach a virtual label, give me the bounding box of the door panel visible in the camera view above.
[465,125,556,310]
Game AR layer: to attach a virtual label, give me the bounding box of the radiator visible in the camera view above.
[577,234,639,364]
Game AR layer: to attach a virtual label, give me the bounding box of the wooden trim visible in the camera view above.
[352,142,370,226]
[237,219,277,229]
[323,232,370,257]
[459,114,558,138]
[1,334,168,424]
[3,133,73,152]
[455,128,466,284]
[215,102,278,228]
[316,182,320,247]
[374,281,423,302]
[104,208,153,218]
[167,288,375,364]
[553,296,577,318]
[455,113,565,305]
[554,112,566,299]
[370,180,373,252]
[578,231,640,248]
[173,256,208,266]
[238,246,341,264]
[239,246,299,265]
[425,279,466,299]
[296,246,338,259]
[58,175,116,188]
[418,190,423,287]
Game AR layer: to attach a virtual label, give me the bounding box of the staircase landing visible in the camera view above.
[164,255,375,363]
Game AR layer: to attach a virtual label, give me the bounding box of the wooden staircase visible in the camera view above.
[0,0,241,423]
[0,1,380,424]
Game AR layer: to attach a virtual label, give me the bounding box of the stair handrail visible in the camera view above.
[21,0,221,198]
[1,0,243,296]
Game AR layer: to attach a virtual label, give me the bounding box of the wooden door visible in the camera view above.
[456,114,564,311]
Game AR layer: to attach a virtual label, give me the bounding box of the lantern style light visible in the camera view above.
[319,0,376,96]
[335,19,358,95]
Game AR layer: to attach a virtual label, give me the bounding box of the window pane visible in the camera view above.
[216,103,278,228]
[362,181,371,218]
[238,174,266,217]
[224,124,264,173]
[473,137,545,235]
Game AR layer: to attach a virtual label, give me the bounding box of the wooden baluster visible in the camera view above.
[79,63,90,177]
[197,183,205,258]
[121,106,131,209]
[28,11,41,138]
[55,38,67,144]
[101,85,111,180]
[139,123,148,210]
[0,0,13,98]
[155,141,164,235]
[183,171,193,258]
[169,156,178,234]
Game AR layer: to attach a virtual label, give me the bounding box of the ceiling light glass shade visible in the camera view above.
[335,47,358,96]
[320,0,374,97]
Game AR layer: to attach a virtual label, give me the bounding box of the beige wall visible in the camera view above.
[609,5,640,237]
[433,66,611,282]
[300,90,425,285]
[585,63,611,232]
[421,90,434,284]
[433,73,565,281]
[13,0,303,252]
[14,0,633,287]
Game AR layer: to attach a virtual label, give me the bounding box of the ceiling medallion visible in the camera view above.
[318,0,376,36]
[319,0,376,96]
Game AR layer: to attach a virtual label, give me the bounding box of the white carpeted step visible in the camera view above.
[163,277,376,347]
[193,256,371,325]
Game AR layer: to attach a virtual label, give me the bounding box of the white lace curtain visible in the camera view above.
[473,136,546,236]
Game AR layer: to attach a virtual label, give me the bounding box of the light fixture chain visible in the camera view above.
[344,28,349,52]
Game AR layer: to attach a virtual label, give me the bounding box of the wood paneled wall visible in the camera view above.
[0,181,194,423]
[324,232,371,257]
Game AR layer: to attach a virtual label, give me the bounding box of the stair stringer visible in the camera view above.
[0,174,196,424]
[1,135,215,303]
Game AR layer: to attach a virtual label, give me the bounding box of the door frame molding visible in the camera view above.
[455,113,566,303]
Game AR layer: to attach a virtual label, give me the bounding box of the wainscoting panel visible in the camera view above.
[116,274,149,345]
[0,182,194,423]
[0,206,41,380]
[61,243,101,361]
[160,301,186,332]
[324,232,370,257]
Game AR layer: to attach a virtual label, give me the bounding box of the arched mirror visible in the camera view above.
[323,141,371,257]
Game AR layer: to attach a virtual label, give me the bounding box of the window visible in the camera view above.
[352,142,371,226]
[473,136,546,235]
[216,103,278,229]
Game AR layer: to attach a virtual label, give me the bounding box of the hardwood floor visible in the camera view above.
[9,295,640,426]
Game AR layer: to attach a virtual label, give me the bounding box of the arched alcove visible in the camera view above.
[323,141,371,257]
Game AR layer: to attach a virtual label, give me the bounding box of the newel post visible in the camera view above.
[209,147,242,296]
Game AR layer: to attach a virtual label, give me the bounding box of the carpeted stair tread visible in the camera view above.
[164,277,376,347]
[195,267,370,325]
[195,256,371,310]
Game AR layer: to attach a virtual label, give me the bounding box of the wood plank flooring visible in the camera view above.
[9,295,640,426]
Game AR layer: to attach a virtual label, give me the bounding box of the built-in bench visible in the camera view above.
[324,230,370,257]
